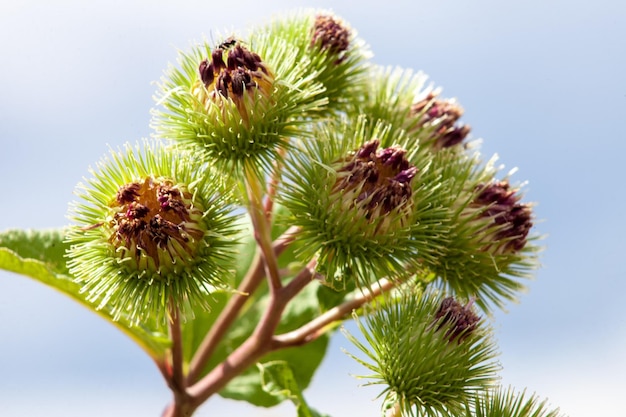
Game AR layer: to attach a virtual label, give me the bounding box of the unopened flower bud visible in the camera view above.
[432,296,480,343]
[410,92,471,149]
[311,14,351,62]
[473,181,533,254]
[344,291,498,417]
[193,39,273,124]
[333,139,417,232]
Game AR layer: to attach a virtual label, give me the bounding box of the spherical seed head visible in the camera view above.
[66,142,240,325]
[344,291,499,417]
[472,181,534,254]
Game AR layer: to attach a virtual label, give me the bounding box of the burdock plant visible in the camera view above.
[0,9,564,417]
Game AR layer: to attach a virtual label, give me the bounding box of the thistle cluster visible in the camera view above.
[61,8,547,417]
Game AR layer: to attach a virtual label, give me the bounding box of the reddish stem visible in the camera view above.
[185,260,316,408]
[273,278,396,347]
[186,227,299,384]
[161,303,192,417]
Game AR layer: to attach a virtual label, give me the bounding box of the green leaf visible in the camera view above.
[0,228,170,360]
[0,228,69,274]
[316,278,356,312]
[258,360,331,417]
[258,360,311,416]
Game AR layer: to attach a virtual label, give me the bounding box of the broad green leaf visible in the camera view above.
[0,228,69,274]
[258,360,332,417]
[258,360,313,417]
[0,228,170,360]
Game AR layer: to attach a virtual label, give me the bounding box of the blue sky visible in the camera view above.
[0,0,624,416]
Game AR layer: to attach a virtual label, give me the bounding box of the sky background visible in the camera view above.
[0,0,624,416]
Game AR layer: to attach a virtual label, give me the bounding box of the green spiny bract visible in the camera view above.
[151,29,327,179]
[465,387,565,417]
[344,289,500,417]
[279,117,450,289]
[66,141,241,325]
[252,9,370,118]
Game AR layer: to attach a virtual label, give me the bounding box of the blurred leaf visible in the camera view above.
[0,228,170,360]
[258,360,332,417]
[258,360,315,417]
[316,278,356,312]
[0,228,69,274]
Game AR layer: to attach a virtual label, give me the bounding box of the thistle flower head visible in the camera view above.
[152,30,331,177]
[193,39,274,125]
[311,13,351,61]
[472,180,534,254]
[279,119,446,289]
[432,296,480,343]
[108,177,206,274]
[66,142,240,325]
[410,91,471,150]
[356,66,434,145]
[422,153,540,312]
[344,290,499,417]
[250,10,368,118]
[332,138,417,234]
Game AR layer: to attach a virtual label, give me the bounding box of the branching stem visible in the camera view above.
[186,226,299,384]
[273,278,396,347]
[244,166,282,291]
[168,302,185,392]
[161,302,192,417]
[263,146,287,219]
[186,250,264,384]
[185,259,317,408]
